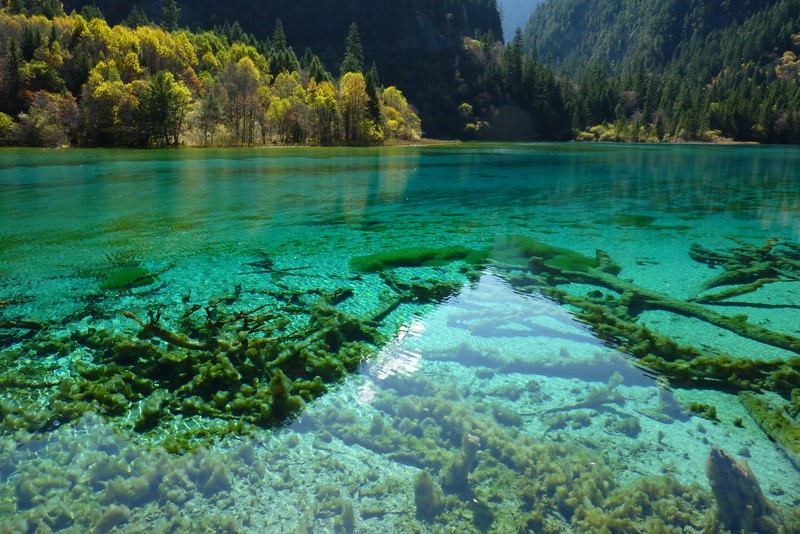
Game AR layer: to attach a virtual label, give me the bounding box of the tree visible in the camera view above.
[266,71,305,143]
[161,0,180,32]
[340,22,364,75]
[365,62,381,124]
[270,19,299,74]
[192,74,225,145]
[272,18,287,52]
[12,91,79,147]
[0,112,13,145]
[305,80,340,145]
[501,28,523,97]
[42,0,65,19]
[7,0,28,15]
[339,71,372,143]
[21,26,43,61]
[1,39,24,116]
[140,70,192,146]
[381,86,421,140]
[79,3,104,20]
[80,60,144,146]
[124,6,149,28]
[221,56,262,144]
[307,54,332,83]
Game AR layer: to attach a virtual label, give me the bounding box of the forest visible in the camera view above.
[1,0,799,145]
[526,0,800,143]
[57,0,505,138]
[0,2,429,147]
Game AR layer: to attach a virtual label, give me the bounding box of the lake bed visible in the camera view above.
[1,144,799,532]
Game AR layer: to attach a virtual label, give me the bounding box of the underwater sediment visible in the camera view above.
[1,233,799,531]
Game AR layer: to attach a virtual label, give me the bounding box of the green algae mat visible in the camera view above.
[1,145,799,532]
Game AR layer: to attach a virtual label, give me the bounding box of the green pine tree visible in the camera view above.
[124,5,149,28]
[42,0,64,18]
[7,0,27,15]
[340,22,364,75]
[365,62,381,123]
[270,19,299,73]
[161,0,180,32]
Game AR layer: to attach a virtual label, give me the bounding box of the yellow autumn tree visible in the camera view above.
[381,86,421,141]
[221,56,262,145]
[305,80,340,145]
[339,71,380,144]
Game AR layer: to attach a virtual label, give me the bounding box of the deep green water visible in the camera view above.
[1,144,799,532]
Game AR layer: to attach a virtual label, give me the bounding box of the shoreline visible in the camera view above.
[0,138,775,151]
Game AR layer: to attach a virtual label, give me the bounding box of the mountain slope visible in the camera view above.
[524,0,800,143]
[524,0,775,74]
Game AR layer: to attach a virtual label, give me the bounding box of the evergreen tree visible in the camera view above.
[21,26,42,62]
[340,22,364,75]
[301,47,314,70]
[365,62,381,124]
[2,39,23,116]
[79,2,104,20]
[140,70,191,146]
[124,6,150,28]
[270,19,300,74]
[502,28,523,98]
[161,0,180,32]
[7,0,27,15]
[272,19,287,52]
[308,54,332,83]
[42,0,64,18]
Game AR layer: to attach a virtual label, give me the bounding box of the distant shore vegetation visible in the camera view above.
[0,8,421,148]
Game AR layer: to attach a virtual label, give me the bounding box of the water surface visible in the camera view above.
[1,144,799,532]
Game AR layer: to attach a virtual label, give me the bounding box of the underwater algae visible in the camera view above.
[1,286,381,442]
[0,255,472,447]
[2,235,800,532]
[349,245,488,273]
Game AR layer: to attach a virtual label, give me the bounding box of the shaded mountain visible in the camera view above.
[523,0,800,143]
[524,0,789,75]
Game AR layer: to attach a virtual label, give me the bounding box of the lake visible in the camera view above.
[1,144,798,532]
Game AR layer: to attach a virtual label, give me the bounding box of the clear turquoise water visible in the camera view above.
[1,144,799,532]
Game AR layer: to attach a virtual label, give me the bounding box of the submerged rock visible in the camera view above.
[98,266,156,291]
[705,446,784,533]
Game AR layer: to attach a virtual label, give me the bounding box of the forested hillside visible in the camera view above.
[2,1,798,145]
[525,0,800,143]
[0,8,423,147]
[58,0,503,137]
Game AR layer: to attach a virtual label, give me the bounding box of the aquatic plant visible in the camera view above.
[310,370,750,533]
[739,392,800,470]
[441,433,480,496]
[483,236,800,469]
[689,238,800,303]
[349,245,488,272]
[0,282,389,446]
[413,470,444,521]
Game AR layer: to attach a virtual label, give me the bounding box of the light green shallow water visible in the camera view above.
[0,144,799,532]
